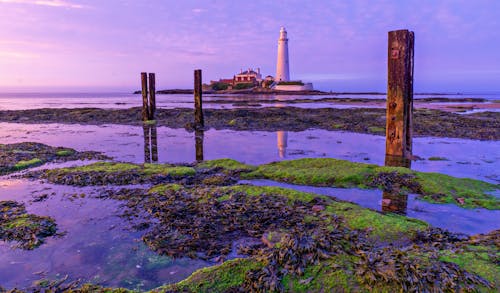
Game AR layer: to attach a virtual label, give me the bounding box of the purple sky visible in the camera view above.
[0,0,499,92]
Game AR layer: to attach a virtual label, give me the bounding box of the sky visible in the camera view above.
[0,0,499,93]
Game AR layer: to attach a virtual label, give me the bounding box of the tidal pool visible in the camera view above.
[0,174,210,291]
[241,179,500,235]
[0,122,498,183]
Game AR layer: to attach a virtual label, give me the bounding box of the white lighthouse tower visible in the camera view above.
[275,27,290,82]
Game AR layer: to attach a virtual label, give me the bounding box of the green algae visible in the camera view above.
[61,162,140,173]
[57,162,195,177]
[439,246,500,285]
[196,158,256,172]
[42,162,197,185]
[13,158,43,170]
[224,185,318,203]
[367,126,385,133]
[415,172,499,209]
[281,256,361,292]
[245,158,500,209]
[225,185,427,241]
[143,164,195,177]
[148,183,183,194]
[158,258,264,292]
[55,149,75,156]
[428,156,449,161]
[324,202,427,240]
[0,201,57,250]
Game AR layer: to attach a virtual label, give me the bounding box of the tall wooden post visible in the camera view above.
[141,72,149,121]
[385,29,414,165]
[148,73,156,120]
[194,69,204,128]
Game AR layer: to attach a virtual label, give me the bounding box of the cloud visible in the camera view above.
[0,0,87,9]
[192,8,205,14]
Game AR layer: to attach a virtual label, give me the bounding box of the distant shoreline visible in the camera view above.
[133,88,464,96]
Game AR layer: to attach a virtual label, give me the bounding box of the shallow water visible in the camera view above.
[0,122,498,183]
[0,174,210,290]
[240,179,500,235]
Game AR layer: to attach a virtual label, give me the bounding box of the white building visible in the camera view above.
[275,27,290,82]
[273,27,313,91]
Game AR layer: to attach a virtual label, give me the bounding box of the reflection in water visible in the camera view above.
[195,129,204,162]
[384,154,411,168]
[277,131,288,158]
[382,191,408,215]
[382,155,411,215]
[143,124,158,163]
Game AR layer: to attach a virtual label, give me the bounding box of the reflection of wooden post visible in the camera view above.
[195,129,204,162]
[194,69,204,128]
[143,125,151,163]
[148,73,156,120]
[151,124,158,162]
[141,72,149,121]
[386,29,414,162]
[382,191,408,215]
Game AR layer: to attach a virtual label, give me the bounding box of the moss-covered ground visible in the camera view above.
[8,158,500,292]
[0,201,58,249]
[0,142,108,175]
[244,158,500,209]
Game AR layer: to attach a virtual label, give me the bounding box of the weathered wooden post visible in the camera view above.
[141,72,149,121]
[385,29,414,167]
[194,69,204,128]
[148,73,156,120]
[195,129,204,162]
[151,124,158,162]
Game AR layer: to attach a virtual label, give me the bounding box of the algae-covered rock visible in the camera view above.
[0,201,57,249]
[40,162,196,186]
[0,142,108,175]
[245,158,500,209]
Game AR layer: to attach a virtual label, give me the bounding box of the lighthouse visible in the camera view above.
[276,27,290,82]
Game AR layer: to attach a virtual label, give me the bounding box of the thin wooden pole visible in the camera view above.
[385,29,414,166]
[141,72,149,121]
[148,73,156,120]
[194,69,204,128]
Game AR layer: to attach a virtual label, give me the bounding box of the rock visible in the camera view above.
[312,205,325,212]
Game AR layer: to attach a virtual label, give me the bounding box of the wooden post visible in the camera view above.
[385,29,414,165]
[195,129,204,162]
[141,72,149,121]
[148,73,156,120]
[194,69,204,128]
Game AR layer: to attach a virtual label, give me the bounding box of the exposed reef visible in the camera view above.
[0,201,58,249]
[0,142,109,175]
[0,107,498,140]
[3,157,500,292]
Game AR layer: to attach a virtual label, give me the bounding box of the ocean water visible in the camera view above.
[0,92,498,111]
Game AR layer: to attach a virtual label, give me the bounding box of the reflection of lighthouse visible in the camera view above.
[276,27,290,82]
[277,131,288,158]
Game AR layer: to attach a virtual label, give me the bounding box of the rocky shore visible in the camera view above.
[0,107,498,140]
